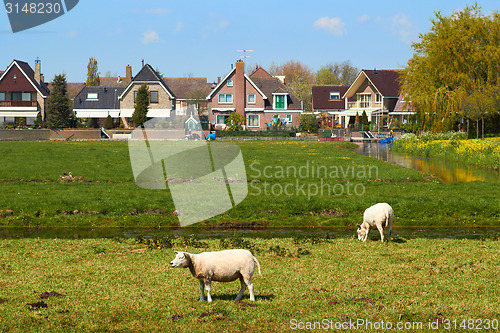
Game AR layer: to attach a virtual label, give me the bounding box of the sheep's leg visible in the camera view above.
[235,276,246,301]
[244,277,255,301]
[198,280,205,301]
[376,224,385,242]
[205,280,212,302]
[388,224,392,242]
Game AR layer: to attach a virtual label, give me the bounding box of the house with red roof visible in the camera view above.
[0,59,50,127]
[206,61,303,130]
[340,69,414,129]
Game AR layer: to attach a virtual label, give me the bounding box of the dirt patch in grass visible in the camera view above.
[235,301,257,310]
[172,314,184,321]
[0,299,7,304]
[40,291,65,299]
[27,301,48,310]
[199,311,215,318]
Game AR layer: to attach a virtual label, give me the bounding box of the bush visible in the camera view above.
[103,115,114,129]
[299,113,317,133]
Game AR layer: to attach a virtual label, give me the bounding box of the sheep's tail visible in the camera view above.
[253,256,262,275]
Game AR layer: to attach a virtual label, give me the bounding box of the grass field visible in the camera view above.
[0,141,499,332]
[0,236,499,332]
[0,140,498,228]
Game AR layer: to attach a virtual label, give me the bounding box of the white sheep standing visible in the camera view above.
[357,203,394,242]
[170,249,261,302]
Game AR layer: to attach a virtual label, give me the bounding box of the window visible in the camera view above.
[11,92,21,101]
[285,114,292,123]
[216,114,229,124]
[248,115,259,127]
[22,92,31,101]
[330,92,340,100]
[247,94,256,104]
[87,93,98,101]
[218,94,233,104]
[358,94,371,108]
[227,80,233,87]
[0,92,5,101]
[150,91,159,103]
[274,95,286,109]
[376,94,382,103]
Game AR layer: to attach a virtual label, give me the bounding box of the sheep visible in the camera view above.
[170,249,261,302]
[357,203,394,242]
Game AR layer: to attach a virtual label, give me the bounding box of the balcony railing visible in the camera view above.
[0,101,37,107]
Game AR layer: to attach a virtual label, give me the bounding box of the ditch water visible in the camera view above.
[1,226,499,240]
[354,142,500,183]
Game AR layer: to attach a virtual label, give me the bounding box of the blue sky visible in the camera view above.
[1,0,498,83]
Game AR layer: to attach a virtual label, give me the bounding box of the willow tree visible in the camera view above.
[401,4,500,133]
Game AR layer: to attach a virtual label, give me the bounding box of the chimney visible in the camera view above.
[35,58,41,83]
[217,76,221,84]
[234,61,245,116]
[126,65,132,81]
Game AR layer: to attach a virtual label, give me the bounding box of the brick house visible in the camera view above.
[206,61,303,130]
[312,85,349,128]
[340,69,415,129]
[0,59,50,127]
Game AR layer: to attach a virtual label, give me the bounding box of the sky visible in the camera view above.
[0,0,498,84]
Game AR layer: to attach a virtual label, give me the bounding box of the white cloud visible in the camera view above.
[135,8,171,15]
[175,21,183,33]
[314,16,346,36]
[376,14,417,44]
[357,14,370,22]
[142,29,161,44]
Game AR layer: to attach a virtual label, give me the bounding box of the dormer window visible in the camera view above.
[227,80,233,87]
[273,94,287,110]
[330,92,340,100]
[87,93,98,101]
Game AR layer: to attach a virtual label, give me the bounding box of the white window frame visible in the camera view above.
[218,94,233,104]
[247,94,256,104]
[87,93,98,101]
[285,114,292,123]
[330,92,340,100]
[357,93,371,108]
[376,93,382,103]
[247,114,260,127]
[227,80,233,87]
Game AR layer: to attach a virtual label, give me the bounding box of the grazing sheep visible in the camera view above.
[357,203,394,242]
[170,249,261,302]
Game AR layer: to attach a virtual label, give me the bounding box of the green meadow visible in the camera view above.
[0,140,498,228]
[0,236,499,332]
[0,140,499,332]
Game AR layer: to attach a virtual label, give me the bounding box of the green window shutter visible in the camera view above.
[275,95,285,109]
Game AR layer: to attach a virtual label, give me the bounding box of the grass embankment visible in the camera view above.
[0,236,498,332]
[392,133,500,170]
[0,140,498,228]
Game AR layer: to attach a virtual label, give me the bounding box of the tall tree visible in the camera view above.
[401,4,500,133]
[86,57,100,86]
[269,60,315,112]
[132,83,150,127]
[315,61,359,86]
[186,87,209,117]
[46,74,75,128]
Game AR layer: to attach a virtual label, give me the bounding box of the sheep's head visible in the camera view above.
[170,251,191,268]
[356,224,369,242]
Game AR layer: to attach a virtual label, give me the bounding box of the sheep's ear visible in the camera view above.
[174,251,179,254]
[356,224,361,230]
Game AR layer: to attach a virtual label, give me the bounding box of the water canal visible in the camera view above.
[354,142,500,183]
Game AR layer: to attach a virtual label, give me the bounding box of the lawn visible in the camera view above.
[0,236,498,332]
[0,140,498,228]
